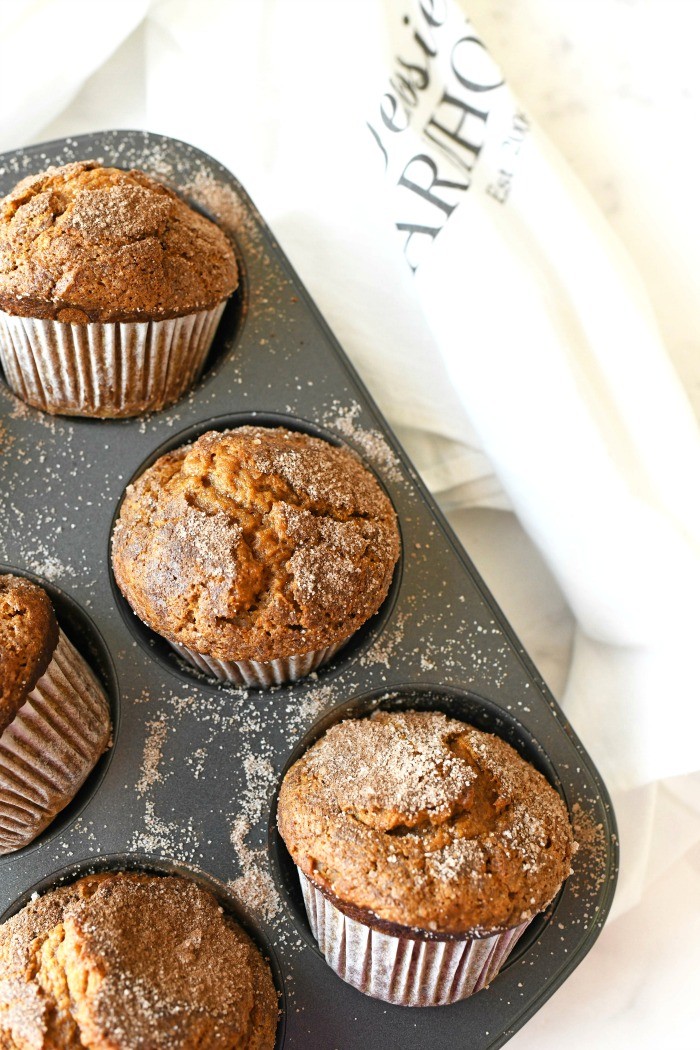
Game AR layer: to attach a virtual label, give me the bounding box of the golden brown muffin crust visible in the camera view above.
[0,575,59,735]
[0,161,238,323]
[278,710,576,937]
[0,872,278,1049]
[111,426,400,663]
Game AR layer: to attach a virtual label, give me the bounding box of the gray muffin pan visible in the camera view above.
[0,130,617,1049]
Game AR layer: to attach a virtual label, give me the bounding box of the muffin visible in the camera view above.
[111,425,400,686]
[0,871,278,1048]
[0,161,238,417]
[277,709,575,1006]
[0,574,111,853]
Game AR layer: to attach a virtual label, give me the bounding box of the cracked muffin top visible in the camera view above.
[111,426,400,662]
[277,710,576,937]
[0,574,59,736]
[0,872,278,1049]
[0,161,238,323]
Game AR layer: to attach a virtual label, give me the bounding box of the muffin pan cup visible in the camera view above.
[0,627,111,855]
[0,130,618,1050]
[0,853,287,1050]
[0,564,119,859]
[108,409,403,691]
[0,303,226,418]
[170,635,351,687]
[269,685,575,1011]
[297,869,530,1007]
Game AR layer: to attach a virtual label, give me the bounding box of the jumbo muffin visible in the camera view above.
[277,709,575,1006]
[111,426,400,686]
[0,161,238,417]
[0,574,111,853]
[0,871,278,1048]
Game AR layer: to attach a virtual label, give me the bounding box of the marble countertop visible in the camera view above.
[468,0,700,421]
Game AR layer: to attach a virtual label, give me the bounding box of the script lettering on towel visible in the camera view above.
[368,0,528,272]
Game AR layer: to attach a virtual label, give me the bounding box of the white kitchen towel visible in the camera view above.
[0,0,149,151]
[371,0,700,792]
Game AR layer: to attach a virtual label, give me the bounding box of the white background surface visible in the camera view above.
[1,1,699,1046]
[464,4,700,1045]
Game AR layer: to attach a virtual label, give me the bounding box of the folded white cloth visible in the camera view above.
[1,1,699,1044]
[373,0,700,792]
[0,0,149,149]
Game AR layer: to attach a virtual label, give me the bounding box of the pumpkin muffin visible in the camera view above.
[277,709,575,1006]
[111,426,400,687]
[0,161,238,417]
[0,574,111,854]
[0,871,278,1048]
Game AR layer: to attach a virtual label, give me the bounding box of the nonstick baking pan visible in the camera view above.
[0,130,618,1049]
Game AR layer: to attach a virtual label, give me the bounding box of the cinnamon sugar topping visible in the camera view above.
[303,710,478,828]
[0,873,277,1049]
[278,710,575,936]
[0,574,59,733]
[111,426,400,663]
[0,161,238,323]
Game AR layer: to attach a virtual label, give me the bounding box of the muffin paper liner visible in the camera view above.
[0,303,226,417]
[170,636,350,687]
[0,630,111,854]
[298,870,530,1007]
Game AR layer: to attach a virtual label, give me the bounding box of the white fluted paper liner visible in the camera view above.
[0,302,226,417]
[170,636,349,687]
[0,630,111,854]
[298,870,530,1007]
